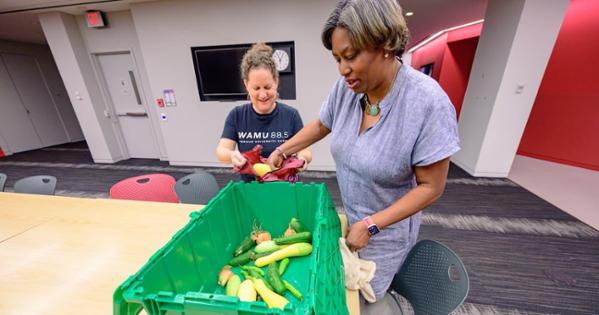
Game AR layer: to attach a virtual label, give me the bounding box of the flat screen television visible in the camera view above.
[191,42,295,102]
[419,63,434,77]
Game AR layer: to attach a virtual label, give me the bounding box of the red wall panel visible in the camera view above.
[438,37,479,118]
[411,34,448,81]
[411,24,481,119]
[518,0,599,171]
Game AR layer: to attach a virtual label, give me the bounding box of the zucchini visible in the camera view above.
[226,275,241,296]
[234,236,256,256]
[263,277,275,291]
[252,252,270,261]
[238,279,257,302]
[229,250,254,266]
[289,218,309,233]
[274,231,312,245]
[252,278,289,310]
[255,240,281,253]
[267,262,287,295]
[255,243,313,267]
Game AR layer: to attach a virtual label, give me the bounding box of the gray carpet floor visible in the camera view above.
[1,141,597,315]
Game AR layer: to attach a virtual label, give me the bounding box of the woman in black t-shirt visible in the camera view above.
[215,43,311,180]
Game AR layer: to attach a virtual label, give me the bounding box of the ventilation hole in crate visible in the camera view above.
[137,178,150,184]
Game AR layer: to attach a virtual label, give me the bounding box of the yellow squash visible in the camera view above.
[252,278,289,309]
[252,163,272,177]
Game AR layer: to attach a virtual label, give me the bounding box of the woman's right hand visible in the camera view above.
[230,150,247,168]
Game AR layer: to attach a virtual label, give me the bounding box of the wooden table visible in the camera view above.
[0,192,359,315]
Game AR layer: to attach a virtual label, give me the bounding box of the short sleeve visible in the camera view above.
[411,92,460,166]
[291,109,304,135]
[221,109,238,141]
[319,78,342,130]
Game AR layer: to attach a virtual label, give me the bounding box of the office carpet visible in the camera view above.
[1,142,597,315]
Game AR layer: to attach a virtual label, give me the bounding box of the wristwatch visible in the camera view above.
[362,216,380,236]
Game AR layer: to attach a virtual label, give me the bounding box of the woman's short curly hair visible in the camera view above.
[240,43,279,83]
[321,0,410,55]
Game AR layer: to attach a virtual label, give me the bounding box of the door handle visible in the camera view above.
[116,112,148,117]
[128,70,142,105]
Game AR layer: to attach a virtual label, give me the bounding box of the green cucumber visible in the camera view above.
[263,278,275,291]
[274,231,312,245]
[234,236,256,256]
[229,250,254,266]
[289,218,309,233]
[267,262,287,295]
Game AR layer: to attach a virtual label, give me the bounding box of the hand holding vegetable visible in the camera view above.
[230,150,247,168]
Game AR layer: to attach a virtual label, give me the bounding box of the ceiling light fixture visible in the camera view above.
[405,11,414,16]
[408,19,485,53]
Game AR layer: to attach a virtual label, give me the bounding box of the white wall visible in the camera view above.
[453,0,568,177]
[0,39,83,154]
[130,0,339,169]
[76,10,168,160]
[39,12,124,163]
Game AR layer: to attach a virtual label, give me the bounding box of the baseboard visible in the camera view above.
[93,156,125,164]
[451,157,508,178]
[518,151,599,172]
[169,161,225,167]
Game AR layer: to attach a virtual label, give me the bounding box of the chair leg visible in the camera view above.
[388,289,408,315]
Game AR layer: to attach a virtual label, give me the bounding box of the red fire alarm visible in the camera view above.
[85,11,106,28]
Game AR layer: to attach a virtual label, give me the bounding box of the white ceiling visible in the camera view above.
[401,0,488,47]
[0,0,488,47]
[0,0,151,44]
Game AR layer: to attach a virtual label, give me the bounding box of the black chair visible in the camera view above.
[174,171,220,204]
[13,175,57,195]
[390,240,470,315]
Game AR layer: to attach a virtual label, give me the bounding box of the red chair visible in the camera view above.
[109,174,179,203]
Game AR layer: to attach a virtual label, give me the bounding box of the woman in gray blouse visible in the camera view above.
[267,0,460,312]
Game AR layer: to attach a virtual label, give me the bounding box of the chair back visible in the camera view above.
[109,173,178,203]
[13,175,57,195]
[175,171,220,204]
[0,173,7,191]
[390,240,469,315]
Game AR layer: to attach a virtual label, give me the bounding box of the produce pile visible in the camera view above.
[217,218,313,310]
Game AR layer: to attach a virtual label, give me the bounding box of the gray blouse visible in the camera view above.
[319,63,460,300]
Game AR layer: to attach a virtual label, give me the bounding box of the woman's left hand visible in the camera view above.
[346,221,371,252]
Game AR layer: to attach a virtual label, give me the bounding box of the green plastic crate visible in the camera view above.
[113,181,348,315]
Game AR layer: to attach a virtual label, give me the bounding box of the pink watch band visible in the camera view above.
[362,216,375,226]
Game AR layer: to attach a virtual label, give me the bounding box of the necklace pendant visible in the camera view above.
[368,105,379,116]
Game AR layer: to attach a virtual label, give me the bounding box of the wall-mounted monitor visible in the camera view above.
[191,41,296,102]
[419,63,434,77]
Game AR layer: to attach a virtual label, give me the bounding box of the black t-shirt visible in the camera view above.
[221,102,304,179]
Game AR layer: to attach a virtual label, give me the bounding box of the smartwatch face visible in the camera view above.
[367,224,380,236]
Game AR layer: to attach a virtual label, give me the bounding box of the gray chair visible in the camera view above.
[174,171,220,204]
[390,240,469,315]
[0,173,6,191]
[14,175,57,195]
